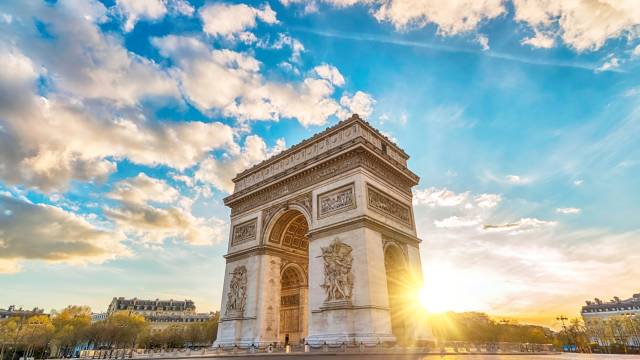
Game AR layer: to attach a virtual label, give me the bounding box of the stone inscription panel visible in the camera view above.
[367,184,412,226]
[232,218,257,246]
[317,183,356,219]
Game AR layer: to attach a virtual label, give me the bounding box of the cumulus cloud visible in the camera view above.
[284,0,640,55]
[153,35,371,126]
[475,193,502,209]
[340,91,376,118]
[373,0,506,34]
[413,187,469,207]
[314,64,346,86]
[194,135,286,193]
[104,174,227,245]
[3,0,179,106]
[116,0,167,32]
[0,38,234,192]
[513,0,640,52]
[0,194,128,273]
[200,2,277,39]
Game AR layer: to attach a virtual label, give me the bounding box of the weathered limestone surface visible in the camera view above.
[213,115,433,347]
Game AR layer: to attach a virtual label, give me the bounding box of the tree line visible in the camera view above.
[430,312,640,354]
[429,312,554,344]
[0,306,219,360]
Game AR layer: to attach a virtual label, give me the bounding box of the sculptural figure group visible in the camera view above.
[226,266,247,316]
[319,238,354,302]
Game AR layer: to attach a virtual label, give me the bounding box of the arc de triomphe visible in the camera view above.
[214,114,433,346]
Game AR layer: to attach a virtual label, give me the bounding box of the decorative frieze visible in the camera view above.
[229,150,416,217]
[232,116,410,194]
[231,219,257,246]
[225,266,247,317]
[318,183,356,219]
[367,184,412,226]
[319,238,354,304]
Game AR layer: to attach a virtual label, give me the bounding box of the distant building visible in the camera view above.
[581,292,640,347]
[0,305,46,320]
[91,312,108,323]
[107,297,215,331]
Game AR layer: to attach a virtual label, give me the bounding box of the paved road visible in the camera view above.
[178,354,636,360]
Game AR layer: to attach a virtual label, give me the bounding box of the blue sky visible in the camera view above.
[1,0,639,326]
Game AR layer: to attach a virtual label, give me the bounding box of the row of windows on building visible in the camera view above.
[118,305,192,311]
[147,317,209,323]
[582,306,640,313]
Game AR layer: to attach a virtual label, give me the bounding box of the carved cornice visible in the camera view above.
[231,115,411,193]
[307,215,421,246]
[225,245,309,264]
[227,147,417,217]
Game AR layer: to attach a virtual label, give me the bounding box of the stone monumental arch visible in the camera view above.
[214,114,433,346]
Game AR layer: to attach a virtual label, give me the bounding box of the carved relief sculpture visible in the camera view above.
[318,183,356,218]
[225,266,247,317]
[367,184,412,226]
[319,238,354,303]
[232,219,257,245]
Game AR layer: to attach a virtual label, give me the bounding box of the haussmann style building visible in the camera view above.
[107,297,215,332]
[581,292,640,347]
[213,114,434,347]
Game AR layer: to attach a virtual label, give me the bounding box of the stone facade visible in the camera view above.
[213,114,433,347]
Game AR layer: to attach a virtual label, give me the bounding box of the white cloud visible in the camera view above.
[434,216,480,228]
[477,34,490,51]
[573,179,583,186]
[104,174,226,245]
[116,0,167,32]
[373,0,506,35]
[475,193,502,209]
[0,194,128,273]
[194,135,286,193]
[314,64,345,86]
[513,0,640,52]
[634,44,640,56]
[0,43,235,191]
[200,2,277,38]
[153,35,366,126]
[413,187,469,207]
[269,34,305,62]
[521,29,555,48]
[4,0,178,106]
[108,173,180,205]
[505,174,532,184]
[340,91,376,118]
[596,56,620,72]
[556,207,581,215]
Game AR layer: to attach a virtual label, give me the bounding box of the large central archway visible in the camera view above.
[268,209,309,344]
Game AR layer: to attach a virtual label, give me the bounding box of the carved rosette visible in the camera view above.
[225,266,247,317]
[319,238,354,305]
